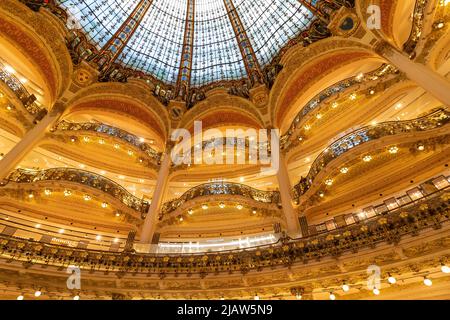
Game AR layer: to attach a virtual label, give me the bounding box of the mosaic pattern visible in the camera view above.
[57,0,315,86]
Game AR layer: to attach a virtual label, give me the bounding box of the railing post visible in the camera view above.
[0,101,65,181]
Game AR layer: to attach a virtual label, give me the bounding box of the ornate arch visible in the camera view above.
[0,0,73,102]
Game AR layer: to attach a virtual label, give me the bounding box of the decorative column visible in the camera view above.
[139,148,172,244]
[92,0,154,71]
[175,0,195,100]
[0,102,66,180]
[375,41,450,106]
[223,0,263,84]
[276,153,301,237]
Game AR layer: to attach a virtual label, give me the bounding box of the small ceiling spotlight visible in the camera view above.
[34,289,42,297]
[98,139,105,145]
[219,203,225,209]
[178,216,184,222]
[372,288,380,295]
[83,194,91,201]
[73,295,80,300]
[58,229,65,234]
[101,202,108,208]
[441,264,450,274]
[388,146,399,154]
[252,209,257,214]
[423,277,433,287]
[325,179,333,186]
[329,292,336,300]
[236,204,243,210]
[349,93,357,101]
[388,274,397,284]
[254,294,260,300]
[44,189,52,196]
[17,294,24,300]
[64,190,72,197]
[318,191,325,198]
[417,144,425,151]
[201,204,209,210]
[340,167,349,174]
[363,155,372,162]
[187,209,194,215]
[342,284,350,292]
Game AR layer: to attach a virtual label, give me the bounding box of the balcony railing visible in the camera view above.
[160,182,281,216]
[280,64,398,150]
[53,120,162,166]
[403,0,429,57]
[293,108,450,199]
[0,188,448,275]
[0,59,45,115]
[4,168,150,214]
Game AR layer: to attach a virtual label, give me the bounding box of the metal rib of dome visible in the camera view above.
[58,0,316,87]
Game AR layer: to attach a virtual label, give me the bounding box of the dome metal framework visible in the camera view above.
[58,0,317,88]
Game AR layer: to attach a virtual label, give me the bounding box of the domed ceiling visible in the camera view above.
[58,0,316,87]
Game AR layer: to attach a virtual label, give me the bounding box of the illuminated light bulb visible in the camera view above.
[17,295,24,300]
[236,204,243,210]
[58,229,65,234]
[369,89,375,95]
[342,284,350,292]
[363,155,372,162]
[349,93,357,100]
[73,295,80,300]
[201,204,208,210]
[178,216,184,222]
[101,202,108,208]
[296,294,302,300]
[64,190,72,197]
[373,288,380,295]
[417,144,425,151]
[355,73,364,81]
[340,167,349,174]
[139,137,145,143]
[331,102,338,109]
[219,203,225,209]
[319,192,325,198]
[70,137,76,143]
[83,136,90,142]
[83,194,91,201]
[254,295,260,300]
[388,146,399,154]
[44,189,52,196]
[127,150,134,156]
[387,275,397,284]
[316,114,322,119]
[252,209,257,214]
[239,177,245,182]
[5,65,15,74]
[98,139,105,145]
[95,235,102,241]
[28,193,34,199]
[114,144,120,149]
[423,278,433,286]
[325,179,333,186]
[329,293,336,300]
[441,264,450,274]
[304,125,311,131]
[6,105,12,111]
[187,209,194,215]
[115,212,120,217]
[298,136,303,141]
[113,238,119,243]
[34,290,42,297]
[35,224,41,229]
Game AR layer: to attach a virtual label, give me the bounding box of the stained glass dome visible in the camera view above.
[58,0,316,87]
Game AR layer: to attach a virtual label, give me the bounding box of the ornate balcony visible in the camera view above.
[280,64,399,150]
[403,0,428,57]
[160,182,281,216]
[0,59,45,116]
[3,168,150,214]
[52,120,162,167]
[0,188,448,276]
[293,108,450,200]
